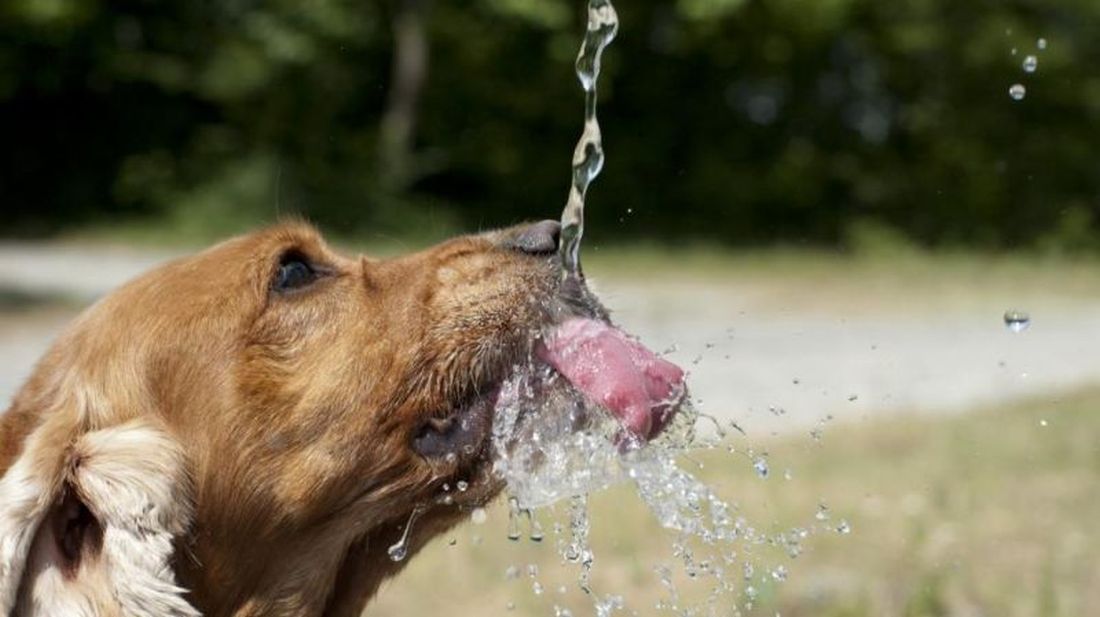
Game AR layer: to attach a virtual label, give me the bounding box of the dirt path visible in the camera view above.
[2,244,1098,436]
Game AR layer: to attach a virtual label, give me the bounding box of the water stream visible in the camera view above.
[558,0,619,281]
[483,2,841,614]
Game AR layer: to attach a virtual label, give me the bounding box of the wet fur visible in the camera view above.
[0,222,558,616]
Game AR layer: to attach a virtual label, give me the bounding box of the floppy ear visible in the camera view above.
[0,413,200,616]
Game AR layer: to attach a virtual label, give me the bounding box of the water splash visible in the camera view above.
[489,357,840,613]
[487,1,844,612]
[559,0,620,281]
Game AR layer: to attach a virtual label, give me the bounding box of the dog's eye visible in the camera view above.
[273,254,318,292]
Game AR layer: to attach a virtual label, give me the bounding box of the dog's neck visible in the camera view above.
[180,505,468,617]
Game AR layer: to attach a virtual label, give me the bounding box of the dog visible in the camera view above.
[0,220,683,616]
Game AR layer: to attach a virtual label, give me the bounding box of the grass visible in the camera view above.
[369,388,1100,617]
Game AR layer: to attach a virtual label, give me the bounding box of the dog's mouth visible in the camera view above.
[411,390,498,464]
[536,317,686,441]
[411,315,686,474]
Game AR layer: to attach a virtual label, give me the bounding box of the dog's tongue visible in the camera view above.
[538,318,685,440]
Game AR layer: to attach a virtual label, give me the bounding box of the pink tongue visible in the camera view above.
[538,318,686,440]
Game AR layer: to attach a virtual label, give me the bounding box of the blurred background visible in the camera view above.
[1,1,1098,615]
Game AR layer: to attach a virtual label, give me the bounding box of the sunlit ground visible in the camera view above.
[371,388,1100,617]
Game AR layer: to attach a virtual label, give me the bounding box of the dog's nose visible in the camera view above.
[507,220,561,256]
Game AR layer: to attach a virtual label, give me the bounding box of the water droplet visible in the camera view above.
[815,503,830,521]
[1037,37,1048,50]
[1022,55,1038,73]
[507,497,522,541]
[1009,84,1027,101]
[456,480,469,492]
[837,520,852,534]
[1011,47,1018,56]
[529,514,545,542]
[770,565,788,582]
[471,507,488,525]
[847,394,858,402]
[783,468,793,481]
[1004,309,1031,332]
[1039,419,1049,427]
[505,565,520,580]
[387,506,423,562]
[386,543,407,562]
[753,457,769,479]
[506,601,516,611]
[533,581,545,595]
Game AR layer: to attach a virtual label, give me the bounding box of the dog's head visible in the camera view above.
[0,221,683,616]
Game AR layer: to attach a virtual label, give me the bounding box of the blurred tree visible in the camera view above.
[0,0,1097,251]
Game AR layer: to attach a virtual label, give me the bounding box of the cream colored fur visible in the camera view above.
[0,420,199,617]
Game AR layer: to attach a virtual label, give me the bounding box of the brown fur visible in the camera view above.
[0,222,561,616]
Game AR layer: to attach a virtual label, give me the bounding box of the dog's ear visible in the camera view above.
[0,411,200,617]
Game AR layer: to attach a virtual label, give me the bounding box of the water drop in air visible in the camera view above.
[1009,84,1026,101]
[386,543,407,562]
[1003,309,1031,332]
[1038,38,1048,50]
[471,507,488,525]
[507,497,522,541]
[1022,55,1038,73]
[387,506,423,562]
[753,457,769,479]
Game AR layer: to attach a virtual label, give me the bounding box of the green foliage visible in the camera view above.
[1,0,1098,251]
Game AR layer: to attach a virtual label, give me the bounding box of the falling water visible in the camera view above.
[482,2,843,613]
[559,0,619,280]
[387,506,423,562]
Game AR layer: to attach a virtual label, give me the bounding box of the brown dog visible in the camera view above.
[0,221,683,616]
